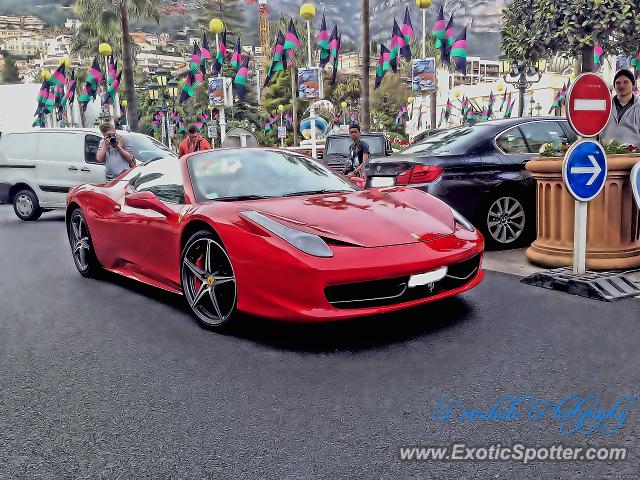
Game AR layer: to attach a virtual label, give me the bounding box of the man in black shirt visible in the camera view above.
[345,123,370,179]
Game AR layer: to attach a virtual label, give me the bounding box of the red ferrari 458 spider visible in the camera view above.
[66,148,484,329]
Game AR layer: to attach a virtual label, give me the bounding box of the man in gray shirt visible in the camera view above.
[600,69,640,145]
[97,123,135,180]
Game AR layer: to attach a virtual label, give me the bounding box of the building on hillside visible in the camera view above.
[0,15,45,32]
[64,19,81,32]
[136,51,189,75]
[0,36,45,56]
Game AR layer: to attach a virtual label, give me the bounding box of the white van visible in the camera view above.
[0,128,175,220]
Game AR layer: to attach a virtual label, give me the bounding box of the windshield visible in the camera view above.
[127,134,174,162]
[400,126,491,155]
[325,135,386,156]
[188,149,356,202]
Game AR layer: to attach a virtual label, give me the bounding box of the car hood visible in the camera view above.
[238,187,455,248]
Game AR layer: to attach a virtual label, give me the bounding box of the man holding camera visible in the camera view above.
[97,123,135,181]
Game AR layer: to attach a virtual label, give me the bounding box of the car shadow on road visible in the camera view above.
[227,297,477,353]
[98,270,477,353]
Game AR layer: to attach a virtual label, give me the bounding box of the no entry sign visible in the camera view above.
[566,73,612,137]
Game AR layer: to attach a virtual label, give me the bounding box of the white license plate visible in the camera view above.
[370,177,395,187]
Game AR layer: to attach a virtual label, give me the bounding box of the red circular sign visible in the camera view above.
[566,73,612,137]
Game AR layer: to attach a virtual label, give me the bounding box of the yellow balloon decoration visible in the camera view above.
[209,18,224,34]
[300,3,317,21]
[41,69,51,80]
[98,43,112,56]
[416,0,432,8]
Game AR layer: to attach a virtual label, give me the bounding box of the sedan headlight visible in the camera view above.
[240,211,333,258]
[450,207,475,232]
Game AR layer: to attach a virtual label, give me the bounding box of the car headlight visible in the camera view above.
[240,211,333,258]
[450,207,475,232]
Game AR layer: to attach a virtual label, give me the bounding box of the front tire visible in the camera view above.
[13,189,42,221]
[181,230,237,330]
[67,208,101,277]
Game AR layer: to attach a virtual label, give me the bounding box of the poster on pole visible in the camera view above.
[411,58,436,92]
[277,126,287,139]
[208,125,217,138]
[298,67,323,100]
[208,78,225,107]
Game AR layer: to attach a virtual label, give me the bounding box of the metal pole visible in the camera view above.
[422,9,426,59]
[280,111,285,147]
[306,20,312,67]
[518,75,526,117]
[219,107,226,145]
[573,201,588,275]
[307,20,317,158]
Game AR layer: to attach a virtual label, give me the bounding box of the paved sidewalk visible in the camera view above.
[483,248,640,285]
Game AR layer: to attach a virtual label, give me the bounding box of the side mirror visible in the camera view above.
[125,191,175,217]
[350,177,365,189]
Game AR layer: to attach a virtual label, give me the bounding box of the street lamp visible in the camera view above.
[500,57,547,117]
[529,96,536,116]
[535,102,542,117]
[147,81,159,101]
[147,72,179,148]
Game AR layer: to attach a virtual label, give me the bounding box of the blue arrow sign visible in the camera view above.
[562,139,607,202]
[632,162,640,208]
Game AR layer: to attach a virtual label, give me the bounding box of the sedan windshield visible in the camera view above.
[127,134,175,163]
[325,135,386,156]
[400,125,491,155]
[188,149,356,202]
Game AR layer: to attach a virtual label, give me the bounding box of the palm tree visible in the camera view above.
[360,0,370,131]
[75,0,159,133]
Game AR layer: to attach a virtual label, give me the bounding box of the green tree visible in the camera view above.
[1,53,20,84]
[371,72,407,132]
[501,0,639,72]
[75,0,159,133]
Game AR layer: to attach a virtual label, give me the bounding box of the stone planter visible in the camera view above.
[525,154,640,270]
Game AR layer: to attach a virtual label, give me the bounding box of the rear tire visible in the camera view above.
[67,208,101,277]
[181,230,238,330]
[13,189,42,221]
[481,193,532,250]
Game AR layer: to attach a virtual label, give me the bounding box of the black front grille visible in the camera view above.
[325,254,481,309]
[323,157,349,173]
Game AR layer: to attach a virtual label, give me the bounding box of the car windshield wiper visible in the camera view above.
[213,194,273,202]
[281,189,350,197]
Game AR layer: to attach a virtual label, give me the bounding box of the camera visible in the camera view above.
[108,134,117,146]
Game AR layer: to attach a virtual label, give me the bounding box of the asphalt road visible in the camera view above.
[0,205,638,480]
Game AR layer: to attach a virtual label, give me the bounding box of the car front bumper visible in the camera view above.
[233,229,484,322]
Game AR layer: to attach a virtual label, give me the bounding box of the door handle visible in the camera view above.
[68,166,78,171]
[113,204,121,212]
[81,168,91,172]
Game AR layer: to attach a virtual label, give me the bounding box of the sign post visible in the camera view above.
[563,73,611,275]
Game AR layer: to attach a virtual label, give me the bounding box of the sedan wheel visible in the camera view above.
[486,196,526,246]
[181,234,237,329]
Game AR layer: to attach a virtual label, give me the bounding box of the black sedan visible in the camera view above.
[366,117,577,248]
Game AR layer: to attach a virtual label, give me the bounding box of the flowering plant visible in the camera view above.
[538,142,570,157]
[602,140,640,154]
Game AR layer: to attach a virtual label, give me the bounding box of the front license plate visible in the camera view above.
[370,176,395,187]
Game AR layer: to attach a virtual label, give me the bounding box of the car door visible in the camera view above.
[82,134,107,184]
[112,159,187,289]
[34,131,86,208]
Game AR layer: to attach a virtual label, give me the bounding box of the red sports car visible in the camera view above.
[66,148,484,329]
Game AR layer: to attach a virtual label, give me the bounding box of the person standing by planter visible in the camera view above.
[600,69,640,145]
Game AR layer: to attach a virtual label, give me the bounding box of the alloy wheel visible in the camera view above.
[486,196,526,244]
[70,212,91,271]
[181,238,237,327]
[15,194,34,218]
